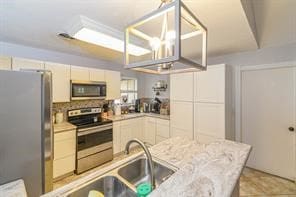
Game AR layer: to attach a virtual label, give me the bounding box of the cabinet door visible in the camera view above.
[156,124,170,138]
[194,64,225,103]
[105,70,121,100]
[53,155,75,179]
[89,68,105,82]
[113,122,121,154]
[156,136,167,144]
[194,103,225,141]
[45,62,70,103]
[143,117,156,145]
[12,57,44,71]
[170,101,193,135]
[70,65,89,81]
[133,117,144,141]
[170,72,194,102]
[120,123,133,151]
[0,56,11,70]
[170,127,193,139]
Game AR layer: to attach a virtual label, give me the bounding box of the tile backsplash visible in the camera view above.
[53,100,109,121]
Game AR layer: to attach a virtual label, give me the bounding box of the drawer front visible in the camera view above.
[54,139,76,160]
[146,117,156,123]
[156,124,170,138]
[156,119,169,126]
[53,155,75,179]
[54,130,76,142]
[156,136,168,144]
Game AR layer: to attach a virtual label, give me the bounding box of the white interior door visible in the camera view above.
[241,66,295,180]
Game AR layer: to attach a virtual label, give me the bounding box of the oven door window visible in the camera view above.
[77,129,112,151]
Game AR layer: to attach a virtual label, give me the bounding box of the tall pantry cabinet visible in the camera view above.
[170,64,234,142]
[170,72,194,139]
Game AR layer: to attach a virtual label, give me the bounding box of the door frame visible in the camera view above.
[235,61,296,142]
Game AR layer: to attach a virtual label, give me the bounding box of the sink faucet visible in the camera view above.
[125,138,156,189]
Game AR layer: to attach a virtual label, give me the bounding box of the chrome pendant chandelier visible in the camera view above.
[124,0,207,74]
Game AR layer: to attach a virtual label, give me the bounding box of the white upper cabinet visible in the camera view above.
[105,70,121,100]
[12,57,44,71]
[70,65,89,81]
[170,72,194,102]
[0,56,11,70]
[89,68,105,82]
[194,64,225,103]
[45,62,71,103]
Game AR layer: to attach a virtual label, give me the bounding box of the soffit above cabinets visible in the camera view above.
[0,0,294,64]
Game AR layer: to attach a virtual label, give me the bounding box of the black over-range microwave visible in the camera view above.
[71,80,106,100]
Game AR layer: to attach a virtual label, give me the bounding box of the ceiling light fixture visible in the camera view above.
[124,0,207,74]
[73,27,150,56]
[62,16,150,57]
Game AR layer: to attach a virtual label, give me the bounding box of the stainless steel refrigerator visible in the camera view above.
[0,69,53,197]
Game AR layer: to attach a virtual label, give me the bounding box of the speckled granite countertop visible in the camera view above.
[150,137,251,197]
[42,137,250,197]
[107,112,170,121]
[0,179,27,197]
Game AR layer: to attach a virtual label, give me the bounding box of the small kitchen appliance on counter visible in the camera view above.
[135,99,141,112]
[68,107,113,174]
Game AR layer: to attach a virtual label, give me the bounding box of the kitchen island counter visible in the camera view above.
[42,137,251,197]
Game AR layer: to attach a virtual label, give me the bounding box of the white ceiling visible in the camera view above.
[0,0,295,64]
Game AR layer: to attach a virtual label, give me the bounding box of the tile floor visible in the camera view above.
[240,168,296,197]
[54,150,296,197]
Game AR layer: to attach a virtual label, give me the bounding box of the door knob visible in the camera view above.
[289,127,295,132]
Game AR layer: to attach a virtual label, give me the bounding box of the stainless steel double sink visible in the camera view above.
[67,155,177,197]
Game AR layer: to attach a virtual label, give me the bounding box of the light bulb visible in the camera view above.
[165,30,176,40]
[150,37,161,51]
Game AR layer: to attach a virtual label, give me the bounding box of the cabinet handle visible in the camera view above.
[289,127,295,132]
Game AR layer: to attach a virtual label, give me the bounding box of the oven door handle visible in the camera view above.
[77,124,113,136]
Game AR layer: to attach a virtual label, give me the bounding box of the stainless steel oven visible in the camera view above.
[68,108,113,174]
[71,81,106,100]
[76,123,113,174]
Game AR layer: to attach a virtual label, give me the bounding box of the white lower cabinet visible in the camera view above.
[156,119,170,143]
[53,129,76,179]
[53,155,75,179]
[115,117,169,152]
[120,122,133,151]
[113,122,121,154]
[115,117,144,153]
[143,117,156,145]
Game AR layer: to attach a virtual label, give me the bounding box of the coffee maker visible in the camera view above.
[135,99,141,112]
